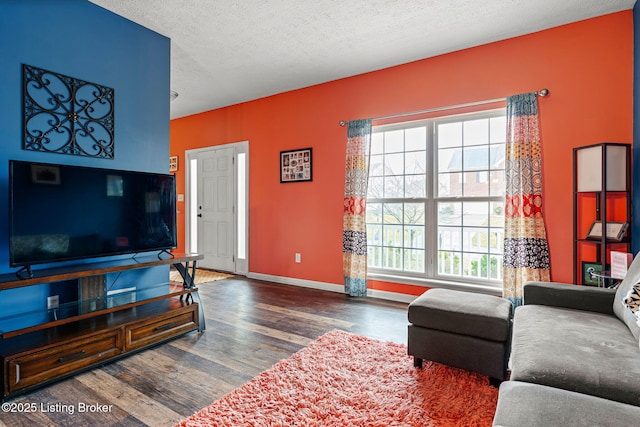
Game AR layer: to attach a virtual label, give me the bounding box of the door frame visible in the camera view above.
[185,141,249,275]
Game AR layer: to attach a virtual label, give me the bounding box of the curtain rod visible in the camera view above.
[338,88,549,126]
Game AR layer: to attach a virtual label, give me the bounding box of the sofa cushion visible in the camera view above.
[510,305,640,406]
[614,253,640,340]
[493,381,640,427]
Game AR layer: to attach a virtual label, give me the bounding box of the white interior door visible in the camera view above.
[197,147,235,272]
[186,142,248,275]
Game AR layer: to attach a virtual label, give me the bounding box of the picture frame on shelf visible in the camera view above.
[610,251,633,280]
[586,221,628,242]
[581,261,604,286]
[280,148,312,183]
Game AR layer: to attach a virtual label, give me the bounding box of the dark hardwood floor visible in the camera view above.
[0,277,409,427]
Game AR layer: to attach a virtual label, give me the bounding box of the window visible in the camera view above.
[366,110,506,286]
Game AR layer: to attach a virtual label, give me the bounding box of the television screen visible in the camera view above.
[9,160,177,268]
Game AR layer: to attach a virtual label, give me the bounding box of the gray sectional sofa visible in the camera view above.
[493,255,640,426]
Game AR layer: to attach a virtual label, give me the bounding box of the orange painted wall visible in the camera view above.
[171,11,633,295]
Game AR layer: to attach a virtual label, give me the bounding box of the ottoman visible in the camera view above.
[407,288,512,381]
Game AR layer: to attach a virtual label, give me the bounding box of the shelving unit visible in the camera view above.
[0,253,204,399]
[573,143,631,285]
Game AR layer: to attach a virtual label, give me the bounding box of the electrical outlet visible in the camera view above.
[47,295,59,310]
[295,253,301,263]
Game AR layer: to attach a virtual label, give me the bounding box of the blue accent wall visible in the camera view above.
[634,2,640,255]
[0,0,171,330]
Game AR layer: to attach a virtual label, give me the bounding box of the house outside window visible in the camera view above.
[366,110,506,288]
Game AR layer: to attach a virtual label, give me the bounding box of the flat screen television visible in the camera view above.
[9,160,177,269]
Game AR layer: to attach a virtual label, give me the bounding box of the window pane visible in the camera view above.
[404,203,425,225]
[463,252,488,280]
[384,153,404,176]
[489,202,504,227]
[405,150,426,174]
[405,175,426,198]
[463,119,489,146]
[404,226,425,249]
[369,154,384,176]
[189,158,198,253]
[405,127,426,151]
[463,146,488,170]
[490,171,505,197]
[438,122,462,148]
[489,228,503,252]
[384,130,404,153]
[237,152,247,260]
[438,172,462,197]
[490,145,505,169]
[438,251,461,276]
[371,132,384,154]
[464,172,489,197]
[463,228,488,252]
[490,116,506,144]
[368,246,382,268]
[366,203,382,223]
[438,202,462,226]
[384,176,404,198]
[489,255,503,280]
[463,202,489,227]
[383,225,403,247]
[404,249,425,272]
[438,227,461,251]
[367,177,383,198]
[438,147,459,173]
[383,203,403,224]
[367,224,382,245]
[383,247,403,270]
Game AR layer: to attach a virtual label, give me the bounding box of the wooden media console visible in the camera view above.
[0,253,204,399]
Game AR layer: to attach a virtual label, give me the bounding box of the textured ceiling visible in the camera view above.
[89,0,636,119]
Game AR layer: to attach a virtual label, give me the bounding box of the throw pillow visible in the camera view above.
[623,282,640,327]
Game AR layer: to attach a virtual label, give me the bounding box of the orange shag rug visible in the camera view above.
[175,330,498,427]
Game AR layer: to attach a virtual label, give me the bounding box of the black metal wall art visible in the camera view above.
[23,64,115,159]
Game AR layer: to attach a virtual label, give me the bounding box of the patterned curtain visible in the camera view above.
[343,119,372,297]
[503,93,551,307]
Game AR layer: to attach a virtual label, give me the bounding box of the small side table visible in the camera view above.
[589,271,622,289]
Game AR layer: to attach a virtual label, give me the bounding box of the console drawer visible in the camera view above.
[125,305,197,351]
[5,329,123,394]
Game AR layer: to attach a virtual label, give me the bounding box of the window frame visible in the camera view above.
[366,108,506,291]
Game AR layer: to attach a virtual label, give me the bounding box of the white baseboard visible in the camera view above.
[246,272,417,304]
[367,289,417,304]
[247,272,342,293]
